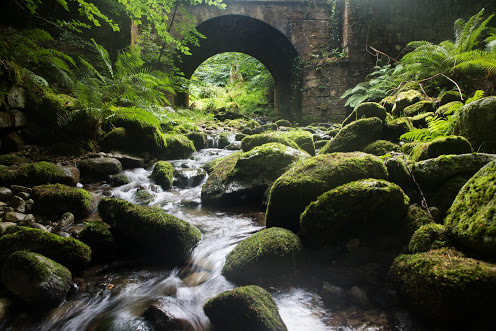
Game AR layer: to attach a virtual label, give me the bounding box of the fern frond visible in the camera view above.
[453,50,496,73]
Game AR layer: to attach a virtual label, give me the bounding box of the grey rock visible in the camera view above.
[8,87,26,109]
[8,196,25,213]
[18,214,35,227]
[4,211,26,223]
[0,187,13,202]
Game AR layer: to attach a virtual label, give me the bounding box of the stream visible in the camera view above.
[22,146,414,331]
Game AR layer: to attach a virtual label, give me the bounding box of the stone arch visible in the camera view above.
[175,15,302,120]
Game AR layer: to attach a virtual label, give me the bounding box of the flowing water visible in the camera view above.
[7,146,414,330]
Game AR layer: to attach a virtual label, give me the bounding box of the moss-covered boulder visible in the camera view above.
[160,134,196,159]
[79,221,117,260]
[0,161,79,187]
[408,223,448,253]
[363,140,400,156]
[300,179,409,247]
[392,90,423,116]
[409,136,473,162]
[439,90,464,106]
[222,227,303,283]
[410,112,434,128]
[202,144,309,207]
[98,198,201,265]
[77,157,122,182]
[280,130,316,156]
[381,95,395,113]
[444,161,496,258]
[241,133,299,152]
[0,154,31,166]
[186,132,207,150]
[265,152,388,232]
[426,175,471,217]
[402,204,434,236]
[411,153,496,191]
[383,117,414,142]
[274,119,292,127]
[402,101,435,117]
[175,168,207,188]
[389,249,496,329]
[435,101,462,117]
[319,117,383,154]
[203,285,287,331]
[253,123,278,134]
[150,161,175,190]
[0,227,91,272]
[32,184,98,217]
[342,102,387,127]
[457,96,496,153]
[1,251,72,309]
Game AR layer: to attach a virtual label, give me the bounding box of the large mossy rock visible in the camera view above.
[300,179,409,248]
[100,119,196,159]
[392,90,423,116]
[319,117,383,154]
[383,117,414,142]
[0,161,79,187]
[444,161,496,258]
[409,136,472,162]
[0,227,91,272]
[202,143,309,207]
[186,132,207,150]
[280,130,316,156]
[150,161,175,190]
[265,152,388,232]
[363,140,400,156]
[77,157,122,182]
[389,249,496,329]
[408,223,448,253]
[241,133,299,152]
[79,221,117,260]
[402,101,435,117]
[1,251,72,309]
[222,227,303,283]
[203,285,287,331]
[32,184,98,217]
[411,153,496,191]
[342,102,387,127]
[435,101,462,117]
[457,96,496,153]
[98,198,201,265]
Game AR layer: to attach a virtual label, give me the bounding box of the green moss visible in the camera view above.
[363,140,401,156]
[150,161,175,190]
[444,161,496,258]
[409,136,472,162]
[186,132,207,150]
[410,112,434,128]
[383,117,414,142]
[265,152,389,232]
[100,127,128,151]
[241,133,299,152]
[222,227,303,283]
[356,102,387,122]
[1,161,76,187]
[79,221,116,260]
[389,248,496,329]
[1,251,72,307]
[403,101,435,117]
[299,179,409,247]
[203,285,287,331]
[435,101,463,117]
[402,204,434,236]
[32,183,94,217]
[134,190,154,205]
[274,119,292,127]
[320,117,383,154]
[408,223,447,253]
[98,198,201,265]
[279,130,315,156]
[380,95,396,113]
[0,227,91,272]
[457,96,496,153]
[392,90,423,116]
[439,90,464,106]
[160,134,196,159]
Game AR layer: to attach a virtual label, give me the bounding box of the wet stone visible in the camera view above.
[17,192,30,200]
[33,223,49,232]
[8,196,26,213]
[25,199,34,211]
[10,185,32,194]
[0,187,13,202]
[57,212,75,229]
[4,211,26,223]
[18,214,35,227]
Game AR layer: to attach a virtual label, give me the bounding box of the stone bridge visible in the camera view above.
[173,0,492,124]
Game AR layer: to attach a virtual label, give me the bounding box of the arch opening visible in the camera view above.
[175,15,302,121]
[189,52,275,115]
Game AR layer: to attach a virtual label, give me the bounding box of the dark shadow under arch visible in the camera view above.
[175,15,302,120]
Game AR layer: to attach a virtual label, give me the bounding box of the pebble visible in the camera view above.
[10,185,32,194]
[25,199,34,211]
[4,211,26,223]
[17,192,30,200]
[57,212,75,229]
[19,214,35,227]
